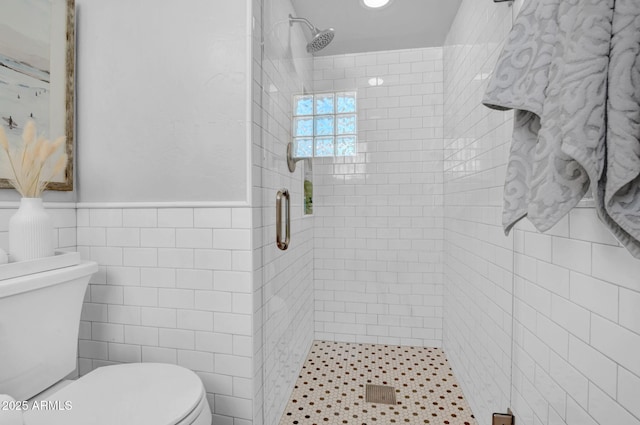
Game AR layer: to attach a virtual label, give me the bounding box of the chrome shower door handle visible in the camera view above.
[276,189,290,251]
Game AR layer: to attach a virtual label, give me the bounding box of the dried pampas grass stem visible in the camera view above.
[0,121,67,198]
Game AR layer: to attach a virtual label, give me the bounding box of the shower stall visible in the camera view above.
[254,0,494,422]
[254,1,640,425]
[253,0,514,425]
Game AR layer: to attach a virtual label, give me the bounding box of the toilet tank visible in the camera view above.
[0,261,97,400]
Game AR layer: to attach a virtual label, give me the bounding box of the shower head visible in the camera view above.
[289,14,335,53]
[307,28,335,53]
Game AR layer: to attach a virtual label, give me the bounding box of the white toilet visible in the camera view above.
[0,261,212,425]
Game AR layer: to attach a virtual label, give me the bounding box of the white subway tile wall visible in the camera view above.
[312,47,444,347]
[444,1,640,425]
[77,207,253,423]
[0,206,77,254]
[511,213,640,425]
[442,2,514,423]
[252,1,315,424]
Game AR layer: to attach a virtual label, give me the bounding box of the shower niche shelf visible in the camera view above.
[0,251,81,281]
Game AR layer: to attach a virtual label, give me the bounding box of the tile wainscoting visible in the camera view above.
[76,206,253,425]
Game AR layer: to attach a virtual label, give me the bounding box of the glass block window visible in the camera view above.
[315,137,334,157]
[336,136,356,156]
[294,138,313,157]
[294,117,313,137]
[296,95,314,116]
[315,94,335,115]
[293,92,357,158]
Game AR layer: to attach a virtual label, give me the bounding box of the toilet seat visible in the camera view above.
[23,363,210,425]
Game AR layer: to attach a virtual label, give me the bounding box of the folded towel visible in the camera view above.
[602,0,640,256]
[483,0,561,232]
[483,0,640,258]
[483,0,597,234]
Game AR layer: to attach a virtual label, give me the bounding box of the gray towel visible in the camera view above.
[483,0,640,258]
[603,0,640,256]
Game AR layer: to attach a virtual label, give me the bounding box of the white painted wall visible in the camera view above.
[76,0,251,203]
[312,47,444,347]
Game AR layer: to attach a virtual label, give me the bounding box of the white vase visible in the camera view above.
[9,198,54,262]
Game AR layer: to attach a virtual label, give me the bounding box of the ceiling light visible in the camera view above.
[362,0,391,9]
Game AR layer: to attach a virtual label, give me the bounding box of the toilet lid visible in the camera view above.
[24,363,205,425]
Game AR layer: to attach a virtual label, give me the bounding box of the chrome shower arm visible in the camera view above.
[289,14,316,32]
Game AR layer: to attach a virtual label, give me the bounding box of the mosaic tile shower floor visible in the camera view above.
[279,341,478,425]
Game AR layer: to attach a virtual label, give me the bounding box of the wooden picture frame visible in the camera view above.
[0,0,75,191]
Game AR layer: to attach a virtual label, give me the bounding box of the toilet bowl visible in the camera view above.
[22,363,210,425]
[0,261,212,425]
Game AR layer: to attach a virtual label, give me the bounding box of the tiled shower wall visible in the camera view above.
[312,48,444,347]
[76,207,254,425]
[252,0,315,424]
[442,1,514,422]
[443,1,640,425]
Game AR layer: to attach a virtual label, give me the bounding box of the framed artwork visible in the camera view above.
[0,0,75,191]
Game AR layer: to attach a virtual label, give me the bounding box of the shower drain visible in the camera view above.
[365,384,397,405]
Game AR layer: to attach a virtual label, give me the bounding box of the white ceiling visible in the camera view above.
[290,0,463,56]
